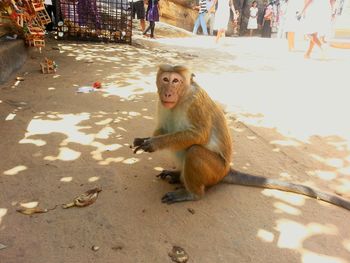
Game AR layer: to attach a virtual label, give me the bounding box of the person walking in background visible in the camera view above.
[261,1,273,38]
[283,0,303,51]
[318,0,335,44]
[206,0,216,36]
[298,0,334,58]
[130,0,146,32]
[44,0,58,32]
[213,0,237,42]
[143,0,160,38]
[232,9,240,36]
[247,1,258,36]
[192,0,208,35]
[277,0,288,39]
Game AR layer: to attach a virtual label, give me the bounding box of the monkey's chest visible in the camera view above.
[161,110,191,133]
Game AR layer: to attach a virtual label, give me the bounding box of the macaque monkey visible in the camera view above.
[133,64,350,211]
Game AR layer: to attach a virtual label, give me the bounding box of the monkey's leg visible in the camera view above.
[157,170,181,184]
[162,145,229,204]
[162,188,199,204]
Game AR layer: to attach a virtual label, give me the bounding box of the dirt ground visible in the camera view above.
[1,25,350,263]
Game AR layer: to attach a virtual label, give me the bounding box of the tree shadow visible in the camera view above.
[0,38,349,263]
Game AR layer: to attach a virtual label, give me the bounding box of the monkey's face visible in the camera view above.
[157,72,184,109]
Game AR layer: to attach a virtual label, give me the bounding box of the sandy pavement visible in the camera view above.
[0,27,350,263]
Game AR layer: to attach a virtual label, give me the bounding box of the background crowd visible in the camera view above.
[44,0,347,55]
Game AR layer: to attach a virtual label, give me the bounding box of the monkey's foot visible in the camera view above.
[157,170,181,184]
[161,189,199,204]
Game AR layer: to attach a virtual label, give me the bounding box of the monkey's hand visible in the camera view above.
[133,137,155,153]
[133,137,150,147]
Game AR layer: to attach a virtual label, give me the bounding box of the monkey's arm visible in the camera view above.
[156,127,210,151]
[134,103,212,153]
[134,127,210,153]
[153,127,166,136]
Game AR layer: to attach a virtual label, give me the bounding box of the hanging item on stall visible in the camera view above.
[0,0,51,49]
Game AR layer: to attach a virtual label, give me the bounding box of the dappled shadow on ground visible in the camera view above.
[228,110,350,199]
[224,112,350,262]
[0,38,349,263]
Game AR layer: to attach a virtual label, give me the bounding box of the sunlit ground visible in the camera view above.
[1,32,350,262]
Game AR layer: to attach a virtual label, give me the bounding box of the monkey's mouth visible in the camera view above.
[161,101,176,108]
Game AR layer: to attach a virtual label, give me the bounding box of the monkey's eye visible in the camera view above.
[172,78,179,84]
[163,77,169,82]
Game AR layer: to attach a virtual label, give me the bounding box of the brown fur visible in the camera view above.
[133,64,233,202]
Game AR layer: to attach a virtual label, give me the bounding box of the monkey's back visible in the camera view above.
[199,85,232,165]
[184,83,233,166]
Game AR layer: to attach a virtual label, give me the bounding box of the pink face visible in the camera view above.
[158,72,184,109]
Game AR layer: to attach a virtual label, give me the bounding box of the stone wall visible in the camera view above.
[159,0,197,31]
[0,40,28,84]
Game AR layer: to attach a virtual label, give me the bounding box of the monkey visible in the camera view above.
[132,64,350,211]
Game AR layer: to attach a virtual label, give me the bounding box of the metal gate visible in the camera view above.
[56,0,132,44]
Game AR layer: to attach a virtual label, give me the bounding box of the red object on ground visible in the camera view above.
[93,81,102,89]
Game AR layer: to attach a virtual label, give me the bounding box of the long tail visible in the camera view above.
[222,169,350,211]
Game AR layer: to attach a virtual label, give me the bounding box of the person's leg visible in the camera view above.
[209,14,215,36]
[312,34,322,49]
[215,29,224,43]
[150,21,155,38]
[305,33,322,58]
[249,29,253,36]
[140,19,145,32]
[45,4,54,31]
[143,22,151,35]
[267,21,272,38]
[304,39,314,58]
[193,16,200,34]
[199,13,208,35]
[287,31,295,51]
[51,0,59,29]
[137,1,146,32]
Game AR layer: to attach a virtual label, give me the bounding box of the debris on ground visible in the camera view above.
[168,246,189,263]
[93,81,102,89]
[62,187,102,209]
[77,86,96,93]
[40,57,57,74]
[91,245,100,252]
[16,205,57,215]
[0,243,7,250]
[111,245,123,251]
[187,208,195,214]
[16,188,101,215]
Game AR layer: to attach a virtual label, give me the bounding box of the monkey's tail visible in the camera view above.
[222,169,350,211]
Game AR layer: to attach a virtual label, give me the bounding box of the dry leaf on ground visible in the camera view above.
[62,187,102,209]
[168,246,189,263]
[16,207,49,215]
